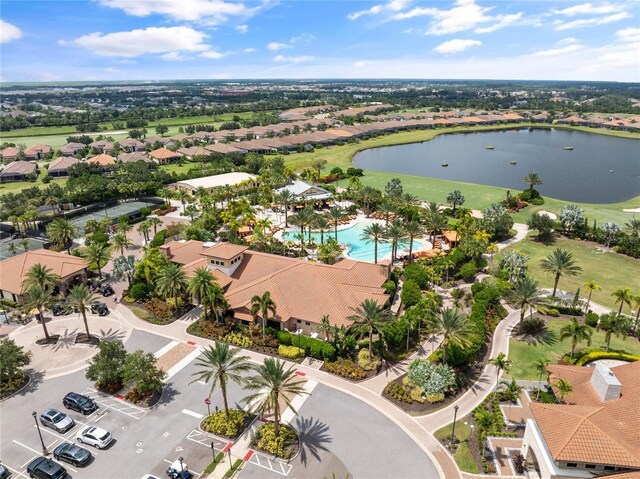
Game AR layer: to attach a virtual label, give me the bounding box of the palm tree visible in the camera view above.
[509,276,543,323]
[500,379,524,429]
[20,238,30,252]
[277,189,296,228]
[540,248,582,297]
[386,218,408,262]
[429,308,471,365]
[191,343,251,418]
[203,285,228,324]
[597,314,629,352]
[243,358,307,438]
[290,207,315,250]
[67,284,99,338]
[23,286,54,340]
[177,189,190,213]
[523,172,543,192]
[532,359,550,400]
[360,223,387,264]
[316,315,331,341]
[82,243,111,279]
[474,410,496,454]
[423,207,447,245]
[147,216,163,236]
[632,293,640,335]
[7,242,18,256]
[489,353,512,392]
[137,221,151,243]
[326,206,345,240]
[625,217,640,237]
[117,217,133,237]
[378,200,395,226]
[46,218,79,254]
[188,267,217,320]
[611,287,633,317]
[347,299,389,358]
[156,263,188,311]
[554,378,573,403]
[112,232,133,256]
[559,318,593,360]
[250,291,277,342]
[404,220,424,262]
[21,263,60,292]
[583,280,601,314]
[313,214,330,245]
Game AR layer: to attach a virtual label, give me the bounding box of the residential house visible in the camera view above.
[118,151,152,164]
[148,147,182,164]
[204,143,247,155]
[0,160,37,182]
[60,142,86,156]
[118,138,146,152]
[88,140,114,154]
[24,144,52,161]
[172,172,257,195]
[87,153,116,167]
[144,135,170,147]
[177,146,210,158]
[0,146,20,162]
[48,157,79,177]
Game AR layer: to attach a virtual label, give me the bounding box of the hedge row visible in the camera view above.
[573,350,640,366]
[275,329,336,361]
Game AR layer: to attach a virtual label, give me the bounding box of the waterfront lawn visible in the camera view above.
[508,319,640,380]
[497,235,640,312]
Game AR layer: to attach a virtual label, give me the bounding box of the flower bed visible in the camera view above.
[124,386,162,407]
[323,358,368,380]
[0,372,30,401]
[252,423,299,460]
[201,409,254,440]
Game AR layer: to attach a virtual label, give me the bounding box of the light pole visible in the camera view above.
[450,405,459,447]
[32,411,48,455]
[178,456,184,473]
[210,441,216,463]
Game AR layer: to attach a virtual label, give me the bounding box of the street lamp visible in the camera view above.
[178,456,184,473]
[450,405,459,447]
[32,411,48,455]
[210,441,215,463]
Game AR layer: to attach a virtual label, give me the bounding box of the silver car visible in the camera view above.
[40,409,76,433]
[76,426,114,449]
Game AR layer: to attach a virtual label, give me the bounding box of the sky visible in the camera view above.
[1,0,639,82]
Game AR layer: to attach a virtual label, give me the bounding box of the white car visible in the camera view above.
[76,426,114,449]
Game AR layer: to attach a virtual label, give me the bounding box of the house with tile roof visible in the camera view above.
[60,142,86,156]
[48,157,79,176]
[118,151,152,164]
[0,250,89,301]
[0,160,37,182]
[87,153,116,166]
[0,146,20,162]
[24,144,52,161]
[159,240,388,334]
[148,147,182,164]
[521,361,640,479]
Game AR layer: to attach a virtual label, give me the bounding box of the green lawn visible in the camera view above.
[0,169,67,194]
[434,420,479,474]
[160,161,197,176]
[508,318,640,380]
[497,235,640,311]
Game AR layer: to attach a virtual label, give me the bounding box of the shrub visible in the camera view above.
[149,230,167,248]
[458,261,478,282]
[384,381,413,404]
[404,263,428,289]
[518,317,546,336]
[275,330,336,361]
[401,279,421,308]
[382,280,397,296]
[425,392,445,404]
[357,349,381,371]
[585,312,599,327]
[223,332,253,348]
[573,350,640,366]
[201,409,251,439]
[0,337,31,392]
[407,359,457,396]
[410,386,425,403]
[253,423,298,459]
[324,358,367,380]
[144,298,173,320]
[129,283,149,301]
[531,197,545,205]
[552,305,583,316]
[278,345,304,359]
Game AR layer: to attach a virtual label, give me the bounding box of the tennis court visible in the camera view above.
[0,237,49,260]
[71,201,151,232]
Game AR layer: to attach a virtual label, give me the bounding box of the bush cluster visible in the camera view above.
[201,409,251,439]
[572,349,640,366]
[278,345,304,359]
[401,279,422,307]
[425,392,445,404]
[253,423,298,459]
[407,359,456,395]
[384,381,413,404]
[584,312,599,327]
[223,332,253,348]
[404,263,429,289]
[187,319,231,340]
[458,261,478,282]
[144,298,173,320]
[129,283,149,301]
[357,349,381,371]
[277,330,336,361]
[149,229,167,248]
[324,358,367,380]
[518,317,546,335]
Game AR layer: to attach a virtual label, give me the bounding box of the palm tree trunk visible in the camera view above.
[537,371,543,400]
[334,224,338,240]
[273,394,280,438]
[585,290,593,314]
[408,237,414,263]
[519,308,525,324]
[374,241,378,264]
[221,377,229,417]
[553,274,560,296]
[606,333,611,352]
[617,302,623,317]
[368,329,373,358]
[82,311,90,337]
[38,306,50,339]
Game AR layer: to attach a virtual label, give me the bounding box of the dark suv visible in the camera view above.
[90,303,109,316]
[63,392,98,415]
[100,284,115,296]
[26,457,67,479]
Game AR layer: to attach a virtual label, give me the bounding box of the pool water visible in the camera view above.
[283,221,425,262]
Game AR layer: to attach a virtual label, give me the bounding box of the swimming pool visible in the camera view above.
[282,221,426,263]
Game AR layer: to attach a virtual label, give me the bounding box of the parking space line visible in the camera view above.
[166,347,203,380]
[181,409,204,419]
[81,387,147,420]
[20,455,38,469]
[249,451,293,476]
[13,440,43,456]
[154,340,180,358]
[4,462,30,479]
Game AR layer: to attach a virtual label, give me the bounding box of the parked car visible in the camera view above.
[0,463,8,479]
[75,426,114,449]
[26,457,67,479]
[53,442,92,467]
[100,284,115,296]
[40,409,75,433]
[63,392,98,415]
[90,303,109,316]
[51,304,70,316]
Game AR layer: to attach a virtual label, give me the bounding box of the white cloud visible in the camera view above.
[243,47,256,53]
[235,24,248,33]
[199,50,225,59]
[474,13,523,34]
[551,2,625,16]
[347,0,411,21]
[354,61,370,68]
[273,55,314,63]
[290,33,316,44]
[433,38,481,54]
[557,37,579,45]
[267,41,290,51]
[161,52,187,61]
[103,67,120,73]
[68,26,211,57]
[617,27,640,43]
[0,20,22,43]
[530,44,584,57]
[554,12,630,30]
[97,0,259,26]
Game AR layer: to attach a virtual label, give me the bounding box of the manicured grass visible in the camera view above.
[0,168,67,194]
[160,161,196,176]
[508,318,640,380]
[434,421,479,474]
[497,235,640,311]
[453,443,480,474]
[434,420,472,442]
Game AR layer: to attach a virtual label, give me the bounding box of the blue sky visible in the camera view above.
[1,0,639,82]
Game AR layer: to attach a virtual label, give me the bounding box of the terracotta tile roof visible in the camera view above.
[0,146,20,158]
[177,146,210,157]
[530,362,640,469]
[201,243,248,260]
[182,258,233,289]
[24,144,51,155]
[48,156,79,172]
[87,153,115,166]
[204,143,248,155]
[118,152,152,163]
[159,240,207,265]
[442,230,460,243]
[1,160,37,176]
[0,250,88,295]
[149,147,182,160]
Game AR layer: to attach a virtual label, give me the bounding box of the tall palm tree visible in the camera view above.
[554,378,573,403]
[386,218,408,262]
[632,293,640,335]
[423,207,447,245]
[523,172,543,192]
[347,299,389,358]
[21,263,60,292]
[23,286,54,340]
[112,232,133,256]
[177,189,190,213]
[290,207,315,250]
[137,221,151,243]
[474,410,496,454]
[191,343,251,418]
[532,359,550,400]
[203,285,228,324]
[313,214,330,245]
[404,220,424,262]
[378,200,396,226]
[46,218,79,254]
[82,243,111,279]
[326,206,345,240]
[509,276,543,323]
[500,379,524,429]
[583,280,601,314]
[611,287,633,317]
[360,223,387,265]
[429,308,471,365]
[250,291,277,342]
[156,263,188,311]
[597,314,629,352]
[117,217,133,236]
[243,358,307,438]
[625,217,640,237]
[489,353,512,392]
[147,217,163,236]
[276,189,296,228]
[316,315,331,341]
[188,267,217,320]
[559,318,592,360]
[540,248,582,297]
[67,284,99,338]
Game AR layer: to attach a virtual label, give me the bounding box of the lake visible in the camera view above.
[353,128,640,203]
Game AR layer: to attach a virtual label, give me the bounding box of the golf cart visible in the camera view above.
[90,303,109,316]
[165,458,190,479]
